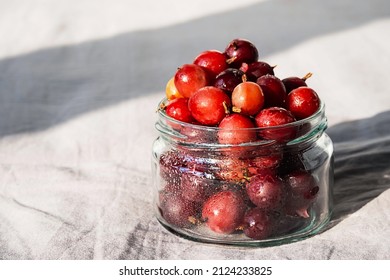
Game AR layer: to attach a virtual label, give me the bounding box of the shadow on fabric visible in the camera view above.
[0,0,389,137]
[327,110,390,224]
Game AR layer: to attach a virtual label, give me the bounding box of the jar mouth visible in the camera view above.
[156,98,327,147]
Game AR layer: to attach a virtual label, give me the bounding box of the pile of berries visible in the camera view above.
[157,38,322,240]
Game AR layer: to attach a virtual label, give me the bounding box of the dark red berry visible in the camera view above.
[160,192,198,228]
[225,38,259,68]
[256,74,287,108]
[188,86,231,126]
[243,208,276,240]
[214,68,245,94]
[246,61,275,80]
[174,64,209,98]
[254,107,296,142]
[159,151,186,185]
[182,152,216,177]
[165,98,194,123]
[202,190,246,234]
[246,173,286,210]
[284,170,319,218]
[193,50,228,78]
[287,86,320,120]
[181,173,213,203]
[248,153,283,173]
[282,73,312,94]
[216,157,250,182]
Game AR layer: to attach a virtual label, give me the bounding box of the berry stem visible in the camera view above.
[302,72,313,81]
[235,225,245,231]
[243,169,251,182]
[232,106,242,113]
[156,102,166,112]
[188,216,201,225]
[226,56,237,65]
[222,101,230,114]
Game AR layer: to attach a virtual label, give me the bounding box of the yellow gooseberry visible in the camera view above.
[165,77,183,100]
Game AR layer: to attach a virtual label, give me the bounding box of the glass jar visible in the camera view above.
[152,98,333,246]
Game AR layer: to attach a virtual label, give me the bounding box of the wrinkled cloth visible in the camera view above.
[0,0,389,260]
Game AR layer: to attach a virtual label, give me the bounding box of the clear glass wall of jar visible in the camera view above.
[152,98,333,246]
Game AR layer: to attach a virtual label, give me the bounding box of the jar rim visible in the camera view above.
[157,97,326,132]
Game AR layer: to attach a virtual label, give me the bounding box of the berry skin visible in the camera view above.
[287,87,320,120]
[166,77,184,100]
[256,74,287,108]
[181,173,213,203]
[243,208,276,240]
[254,107,296,142]
[282,73,312,94]
[202,190,246,234]
[174,64,210,98]
[216,157,249,182]
[214,68,245,95]
[246,61,275,80]
[159,151,186,185]
[188,86,231,126]
[248,153,282,173]
[225,39,259,68]
[284,169,319,218]
[165,98,194,123]
[231,81,265,116]
[246,173,286,211]
[160,192,198,228]
[193,50,228,78]
[218,114,257,145]
[216,156,279,183]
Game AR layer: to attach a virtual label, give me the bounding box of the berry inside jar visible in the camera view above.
[153,38,333,245]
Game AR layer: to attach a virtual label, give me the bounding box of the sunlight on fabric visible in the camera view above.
[0,0,266,58]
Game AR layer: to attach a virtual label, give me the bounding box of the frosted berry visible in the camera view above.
[284,169,319,218]
[246,173,286,210]
[181,173,213,203]
[202,190,246,234]
[160,193,198,228]
[243,208,277,240]
[216,157,249,182]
